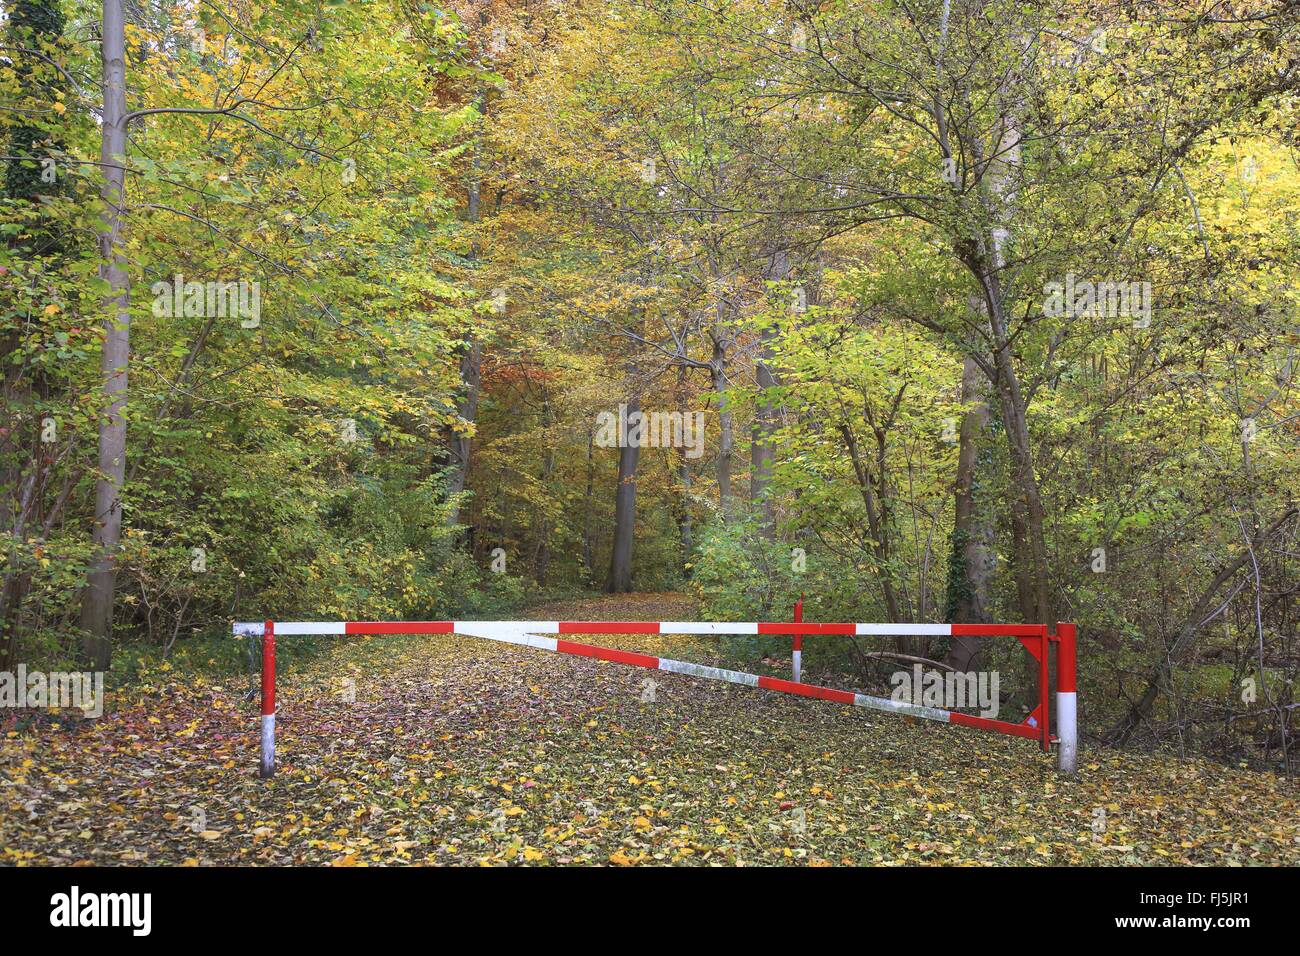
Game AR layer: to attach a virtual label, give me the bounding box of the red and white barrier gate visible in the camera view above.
[233,617,1078,778]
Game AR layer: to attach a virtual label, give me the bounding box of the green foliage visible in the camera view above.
[1,0,1296,774]
[689,514,872,673]
[0,0,519,670]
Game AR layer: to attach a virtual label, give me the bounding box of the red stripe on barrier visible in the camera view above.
[757,675,857,705]
[949,712,1042,740]
[345,621,455,634]
[952,623,1046,637]
[558,621,662,634]
[555,639,660,669]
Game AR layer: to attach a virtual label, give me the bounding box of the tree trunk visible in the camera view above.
[984,313,1050,624]
[534,398,554,585]
[79,0,130,670]
[582,429,595,582]
[674,369,693,568]
[944,355,995,671]
[750,247,789,533]
[446,93,485,528]
[606,398,640,592]
[444,339,481,527]
[946,356,993,671]
[961,58,1051,623]
[1007,505,1039,624]
[750,353,776,530]
[676,446,693,570]
[837,422,903,623]
[711,355,734,519]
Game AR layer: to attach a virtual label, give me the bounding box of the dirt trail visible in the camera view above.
[2,593,1297,865]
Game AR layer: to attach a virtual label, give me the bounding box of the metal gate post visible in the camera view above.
[260,620,276,779]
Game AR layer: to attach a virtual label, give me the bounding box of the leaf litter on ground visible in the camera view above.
[2,593,1297,866]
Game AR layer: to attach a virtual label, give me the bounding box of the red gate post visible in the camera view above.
[792,596,804,683]
[1039,625,1051,753]
[1056,622,1078,775]
[260,620,276,779]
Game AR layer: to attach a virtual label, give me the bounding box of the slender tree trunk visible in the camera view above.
[751,247,789,533]
[534,399,554,585]
[674,369,693,567]
[677,447,693,570]
[960,55,1051,623]
[750,352,776,529]
[981,299,1050,623]
[707,254,736,520]
[710,356,734,519]
[1007,505,1039,623]
[444,339,481,526]
[944,354,994,671]
[582,429,595,582]
[606,399,641,592]
[79,0,130,670]
[446,91,485,527]
[838,423,902,623]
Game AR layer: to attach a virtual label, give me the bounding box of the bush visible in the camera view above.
[688,515,885,676]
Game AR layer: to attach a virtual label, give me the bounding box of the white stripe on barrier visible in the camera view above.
[855,623,952,636]
[852,692,951,722]
[457,621,560,634]
[454,622,540,634]
[234,622,265,636]
[456,625,558,652]
[657,657,760,687]
[277,622,347,635]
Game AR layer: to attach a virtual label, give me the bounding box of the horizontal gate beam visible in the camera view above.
[233,620,1048,637]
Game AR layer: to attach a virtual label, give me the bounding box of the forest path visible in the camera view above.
[2,592,1297,865]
